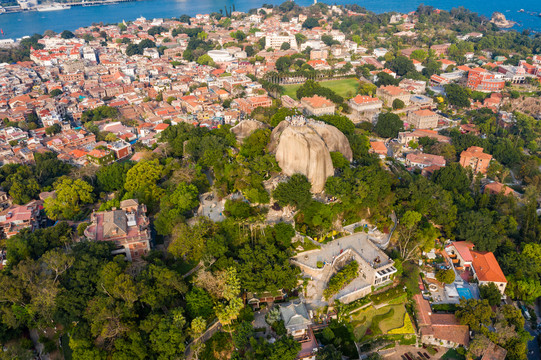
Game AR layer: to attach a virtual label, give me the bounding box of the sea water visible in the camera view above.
[0,0,540,40]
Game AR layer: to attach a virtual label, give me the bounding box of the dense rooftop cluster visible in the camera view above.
[0,2,540,360]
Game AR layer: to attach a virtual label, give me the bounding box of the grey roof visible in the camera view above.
[103,210,127,238]
[279,301,311,332]
[120,199,139,209]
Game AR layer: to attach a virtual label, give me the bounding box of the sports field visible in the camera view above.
[281,78,359,99]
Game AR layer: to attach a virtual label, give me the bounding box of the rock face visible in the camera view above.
[269,116,352,193]
[490,12,516,28]
[231,119,268,141]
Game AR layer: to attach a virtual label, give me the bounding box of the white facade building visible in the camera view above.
[265,34,298,50]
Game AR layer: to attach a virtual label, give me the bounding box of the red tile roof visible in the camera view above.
[461,146,492,160]
[413,109,437,117]
[414,294,470,346]
[379,85,408,96]
[370,141,387,154]
[301,95,334,108]
[484,182,514,196]
[449,241,475,263]
[351,95,380,104]
[471,251,507,283]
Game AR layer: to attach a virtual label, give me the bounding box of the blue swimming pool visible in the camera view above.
[456,287,474,299]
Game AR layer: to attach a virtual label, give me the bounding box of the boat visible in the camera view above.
[37,4,71,12]
[518,9,524,13]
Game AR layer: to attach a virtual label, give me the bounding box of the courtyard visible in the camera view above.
[292,232,396,308]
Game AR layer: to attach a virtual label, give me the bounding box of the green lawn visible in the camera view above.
[350,303,407,340]
[282,78,359,100]
[379,305,407,333]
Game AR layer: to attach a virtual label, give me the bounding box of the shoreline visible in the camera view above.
[1,0,540,40]
[0,0,137,15]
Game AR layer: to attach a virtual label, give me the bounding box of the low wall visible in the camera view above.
[337,285,372,304]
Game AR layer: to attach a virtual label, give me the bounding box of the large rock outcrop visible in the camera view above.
[231,119,268,141]
[490,12,516,28]
[269,116,352,192]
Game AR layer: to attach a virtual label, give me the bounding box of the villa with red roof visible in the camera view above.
[376,85,411,106]
[348,95,383,117]
[370,141,387,158]
[414,293,470,348]
[0,200,43,238]
[484,182,515,197]
[460,146,492,174]
[471,251,507,294]
[301,95,335,117]
[84,199,151,261]
[407,109,439,129]
[446,241,507,294]
[438,59,456,70]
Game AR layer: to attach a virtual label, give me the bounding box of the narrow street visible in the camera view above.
[526,298,540,360]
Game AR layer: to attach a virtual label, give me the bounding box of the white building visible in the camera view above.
[207,50,234,63]
[265,33,298,50]
[143,48,160,59]
[373,48,388,58]
[82,47,97,62]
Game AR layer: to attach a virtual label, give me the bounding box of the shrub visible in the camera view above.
[265,308,281,325]
[77,222,89,236]
[370,286,402,305]
[392,99,405,110]
[322,327,335,342]
[224,199,252,219]
[436,269,455,284]
[272,319,287,335]
[431,303,458,313]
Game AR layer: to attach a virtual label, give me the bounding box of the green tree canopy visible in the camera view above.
[479,282,502,306]
[302,17,320,29]
[124,159,164,207]
[436,269,455,284]
[374,112,403,138]
[44,178,94,220]
[445,83,470,108]
[272,174,312,209]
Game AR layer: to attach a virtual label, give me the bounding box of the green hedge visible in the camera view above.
[431,303,458,313]
[370,286,403,305]
[344,296,372,313]
[324,261,359,299]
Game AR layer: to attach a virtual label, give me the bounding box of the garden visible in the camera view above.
[349,286,416,344]
[315,320,358,359]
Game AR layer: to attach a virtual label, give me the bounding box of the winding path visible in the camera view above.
[184,320,222,360]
